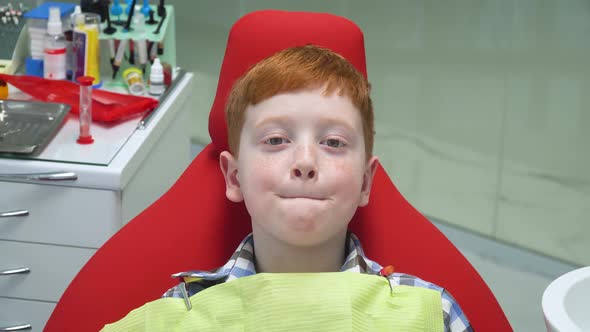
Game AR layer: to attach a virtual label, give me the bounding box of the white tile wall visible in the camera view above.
[178,0,590,327]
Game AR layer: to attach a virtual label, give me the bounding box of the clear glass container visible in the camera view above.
[76,76,94,144]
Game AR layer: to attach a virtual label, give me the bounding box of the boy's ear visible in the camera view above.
[359,156,379,207]
[219,151,244,203]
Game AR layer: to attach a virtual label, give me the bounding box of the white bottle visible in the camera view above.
[43,7,66,80]
[70,5,82,29]
[149,58,165,96]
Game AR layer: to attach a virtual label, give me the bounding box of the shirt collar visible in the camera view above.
[173,233,383,282]
[341,232,384,274]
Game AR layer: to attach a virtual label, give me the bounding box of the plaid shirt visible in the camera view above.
[163,233,473,332]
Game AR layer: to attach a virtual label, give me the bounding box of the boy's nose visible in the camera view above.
[291,144,317,180]
[293,167,316,179]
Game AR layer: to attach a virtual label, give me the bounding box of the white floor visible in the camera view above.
[190,143,576,332]
[434,220,577,332]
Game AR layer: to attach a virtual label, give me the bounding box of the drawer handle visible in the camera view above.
[0,210,29,218]
[0,267,30,276]
[0,324,32,331]
[0,171,77,182]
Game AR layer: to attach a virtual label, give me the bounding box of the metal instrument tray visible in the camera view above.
[0,100,70,154]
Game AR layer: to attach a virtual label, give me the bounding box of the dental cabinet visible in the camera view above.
[0,72,193,331]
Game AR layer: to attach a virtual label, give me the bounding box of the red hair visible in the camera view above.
[225,45,374,159]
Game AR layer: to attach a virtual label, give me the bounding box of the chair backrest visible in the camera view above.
[46,10,512,332]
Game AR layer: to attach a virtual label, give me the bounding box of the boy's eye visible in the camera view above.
[322,138,346,148]
[266,137,289,145]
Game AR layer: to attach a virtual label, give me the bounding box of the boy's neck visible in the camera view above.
[252,230,348,273]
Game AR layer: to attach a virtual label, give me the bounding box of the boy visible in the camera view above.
[166,45,471,331]
[105,45,472,331]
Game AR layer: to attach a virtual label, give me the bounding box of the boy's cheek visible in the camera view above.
[328,158,357,175]
[252,171,278,193]
[241,163,278,192]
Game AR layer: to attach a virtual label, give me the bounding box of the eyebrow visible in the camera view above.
[254,116,291,129]
[254,116,356,133]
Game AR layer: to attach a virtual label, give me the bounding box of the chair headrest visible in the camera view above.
[208,9,368,153]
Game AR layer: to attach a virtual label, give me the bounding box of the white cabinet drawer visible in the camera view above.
[0,240,95,302]
[0,297,55,332]
[0,181,121,248]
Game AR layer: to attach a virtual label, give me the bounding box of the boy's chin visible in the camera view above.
[283,216,322,230]
[275,232,342,248]
[271,221,349,248]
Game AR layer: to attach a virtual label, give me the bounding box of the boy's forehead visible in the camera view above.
[244,88,360,124]
[249,84,348,108]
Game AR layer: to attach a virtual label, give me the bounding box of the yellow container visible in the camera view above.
[73,13,100,86]
[123,67,145,96]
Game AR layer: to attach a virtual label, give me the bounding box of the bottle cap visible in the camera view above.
[77,76,95,86]
[47,7,62,35]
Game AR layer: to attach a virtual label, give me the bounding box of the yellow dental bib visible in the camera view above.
[102,272,443,331]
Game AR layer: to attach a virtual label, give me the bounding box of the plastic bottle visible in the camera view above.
[149,58,165,96]
[73,13,101,86]
[43,7,67,80]
[64,5,82,80]
[70,5,82,28]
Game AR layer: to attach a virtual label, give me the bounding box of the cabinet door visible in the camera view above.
[0,297,55,332]
[0,240,95,302]
[0,182,120,248]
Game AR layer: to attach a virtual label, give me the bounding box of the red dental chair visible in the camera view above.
[46,10,512,332]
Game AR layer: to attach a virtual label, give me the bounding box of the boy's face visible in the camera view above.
[220,88,378,248]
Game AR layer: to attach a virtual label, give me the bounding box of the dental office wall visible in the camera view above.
[172,0,589,267]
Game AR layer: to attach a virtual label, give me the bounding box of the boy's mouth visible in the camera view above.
[277,194,327,201]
